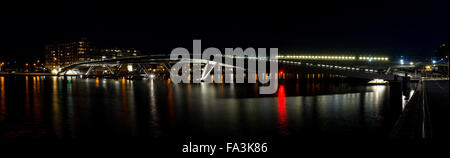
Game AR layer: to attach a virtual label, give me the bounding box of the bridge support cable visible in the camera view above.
[85,66,95,76]
[113,64,123,76]
[163,63,171,71]
[105,65,115,75]
[201,62,217,81]
[137,64,149,75]
[385,67,391,75]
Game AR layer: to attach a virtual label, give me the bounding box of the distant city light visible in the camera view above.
[432,60,436,64]
[409,62,414,65]
[276,55,388,61]
[425,65,432,71]
[400,59,404,65]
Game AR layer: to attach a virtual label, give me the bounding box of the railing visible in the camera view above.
[422,77,449,81]
[389,80,432,138]
[421,80,432,139]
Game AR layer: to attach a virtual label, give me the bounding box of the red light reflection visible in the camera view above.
[277,85,289,135]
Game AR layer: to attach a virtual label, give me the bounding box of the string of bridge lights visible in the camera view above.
[277,55,389,61]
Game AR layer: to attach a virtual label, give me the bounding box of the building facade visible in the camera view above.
[44,39,93,69]
[436,42,449,63]
[96,48,141,59]
[45,39,143,70]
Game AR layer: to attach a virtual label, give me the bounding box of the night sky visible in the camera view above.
[1,0,448,60]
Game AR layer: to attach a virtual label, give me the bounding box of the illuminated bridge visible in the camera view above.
[56,54,418,81]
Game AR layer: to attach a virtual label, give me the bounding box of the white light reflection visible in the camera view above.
[149,79,161,137]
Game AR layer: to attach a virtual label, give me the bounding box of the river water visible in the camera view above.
[0,76,403,140]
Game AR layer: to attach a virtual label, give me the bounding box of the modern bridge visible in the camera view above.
[56,54,418,81]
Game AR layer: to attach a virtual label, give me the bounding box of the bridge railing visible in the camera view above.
[278,59,395,80]
[389,80,432,139]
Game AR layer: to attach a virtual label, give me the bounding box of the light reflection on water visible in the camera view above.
[277,85,288,135]
[0,76,400,139]
[0,77,5,122]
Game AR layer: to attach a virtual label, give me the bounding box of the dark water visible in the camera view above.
[0,76,402,140]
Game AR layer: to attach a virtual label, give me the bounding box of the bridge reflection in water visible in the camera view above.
[0,76,401,139]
